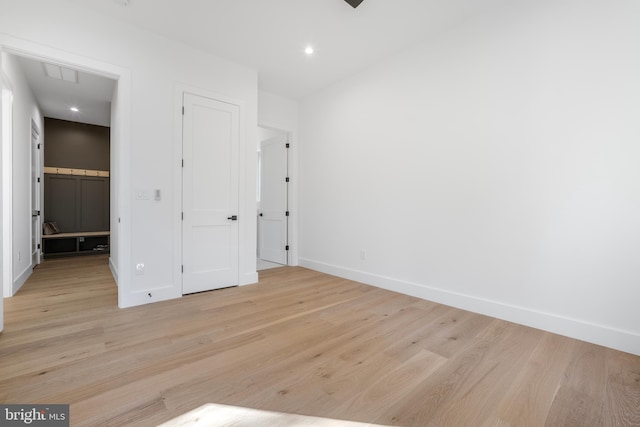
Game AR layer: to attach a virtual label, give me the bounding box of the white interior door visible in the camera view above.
[182,93,239,294]
[258,134,288,265]
[31,124,41,266]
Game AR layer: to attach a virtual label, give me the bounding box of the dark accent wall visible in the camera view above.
[43,118,111,233]
[44,118,110,170]
[44,175,110,232]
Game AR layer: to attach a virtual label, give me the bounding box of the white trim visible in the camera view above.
[109,256,119,285]
[126,283,179,307]
[257,122,298,267]
[240,272,259,286]
[113,71,133,309]
[12,262,31,295]
[257,125,291,267]
[0,34,133,308]
[299,258,640,356]
[173,86,184,298]
[1,44,121,81]
[174,84,250,296]
[1,73,13,300]
[30,119,42,266]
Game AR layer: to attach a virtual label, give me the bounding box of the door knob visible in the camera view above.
[227,215,238,221]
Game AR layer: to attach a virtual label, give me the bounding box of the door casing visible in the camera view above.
[31,120,41,267]
[181,91,241,294]
[258,132,289,265]
[0,36,131,308]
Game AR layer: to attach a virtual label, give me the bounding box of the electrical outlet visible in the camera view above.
[135,190,150,200]
[136,263,145,275]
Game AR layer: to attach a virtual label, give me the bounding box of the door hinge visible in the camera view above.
[37,243,41,250]
[286,143,290,148]
[181,265,184,273]
[285,211,290,217]
[285,177,290,183]
[285,245,290,251]
[182,159,184,168]
[182,106,185,115]
[37,177,40,183]
[181,212,184,220]
[37,143,41,149]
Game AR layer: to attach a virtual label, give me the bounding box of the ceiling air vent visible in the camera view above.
[42,63,78,83]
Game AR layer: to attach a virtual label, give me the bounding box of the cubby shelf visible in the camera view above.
[42,231,110,258]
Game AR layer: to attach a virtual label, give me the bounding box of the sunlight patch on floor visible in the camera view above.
[158,403,391,427]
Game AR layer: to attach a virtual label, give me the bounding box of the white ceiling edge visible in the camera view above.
[15,54,116,127]
[71,0,516,100]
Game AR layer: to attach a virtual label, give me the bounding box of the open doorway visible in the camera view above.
[1,49,121,305]
[257,126,289,271]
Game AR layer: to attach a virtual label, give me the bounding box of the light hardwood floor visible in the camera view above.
[1,255,639,426]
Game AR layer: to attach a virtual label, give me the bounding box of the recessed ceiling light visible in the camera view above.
[304,46,314,55]
[70,107,79,112]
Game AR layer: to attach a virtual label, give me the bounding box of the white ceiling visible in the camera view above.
[15,55,115,127]
[15,0,512,127]
[73,0,512,100]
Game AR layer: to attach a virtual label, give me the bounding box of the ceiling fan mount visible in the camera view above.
[344,0,365,8]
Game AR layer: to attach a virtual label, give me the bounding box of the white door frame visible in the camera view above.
[258,130,289,265]
[1,74,13,323]
[181,92,240,293]
[256,123,297,266]
[174,85,247,294]
[0,35,132,308]
[30,119,41,266]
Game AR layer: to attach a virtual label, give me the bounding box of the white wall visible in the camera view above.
[299,0,640,355]
[257,127,282,142]
[0,78,12,332]
[1,52,43,295]
[109,82,120,284]
[0,0,258,307]
[258,91,299,265]
[258,91,299,132]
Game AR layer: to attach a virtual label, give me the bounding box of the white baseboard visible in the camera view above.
[12,264,32,296]
[109,257,119,286]
[120,282,182,309]
[240,271,259,286]
[299,258,640,356]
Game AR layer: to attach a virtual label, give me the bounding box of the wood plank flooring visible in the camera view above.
[1,255,639,426]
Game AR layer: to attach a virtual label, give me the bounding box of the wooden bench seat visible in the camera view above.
[42,231,110,239]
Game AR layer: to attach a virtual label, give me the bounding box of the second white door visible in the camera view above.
[182,93,239,294]
[258,134,288,265]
